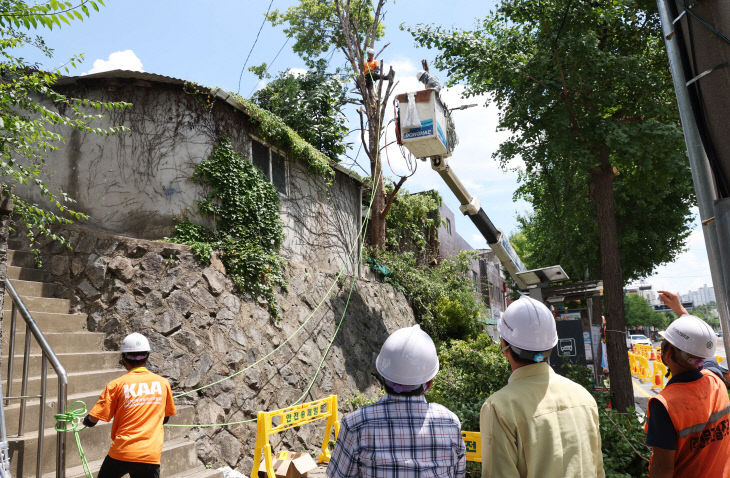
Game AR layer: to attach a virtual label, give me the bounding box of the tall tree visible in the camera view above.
[251,62,350,160]
[411,0,694,410]
[268,0,403,248]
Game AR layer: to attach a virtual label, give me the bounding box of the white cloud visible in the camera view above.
[85,50,143,75]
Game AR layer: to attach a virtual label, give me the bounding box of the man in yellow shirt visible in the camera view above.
[83,333,176,478]
[480,297,604,478]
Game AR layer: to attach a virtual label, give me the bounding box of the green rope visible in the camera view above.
[54,401,92,478]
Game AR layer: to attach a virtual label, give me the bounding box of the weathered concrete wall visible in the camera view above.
[20,224,414,471]
[16,76,361,273]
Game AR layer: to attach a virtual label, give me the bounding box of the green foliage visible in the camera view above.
[562,364,650,477]
[692,301,720,328]
[409,0,694,283]
[374,249,480,342]
[624,294,668,329]
[0,0,104,30]
[427,334,509,431]
[251,63,349,160]
[344,389,383,412]
[0,0,128,260]
[384,189,441,265]
[228,94,333,179]
[169,138,285,317]
[267,0,385,69]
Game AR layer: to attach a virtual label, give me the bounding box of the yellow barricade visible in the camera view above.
[462,431,481,463]
[628,352,639,376]
[251,395,340,478]
[634,353,651,383]
[652,361,668,390]
[716,355,726,365]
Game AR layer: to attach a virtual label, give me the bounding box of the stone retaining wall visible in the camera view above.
[18,225,416,471]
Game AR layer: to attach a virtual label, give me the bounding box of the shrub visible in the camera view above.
[373,249,481,342]
[427,334,509,431]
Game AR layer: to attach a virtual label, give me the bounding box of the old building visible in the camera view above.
[17,70,363,273]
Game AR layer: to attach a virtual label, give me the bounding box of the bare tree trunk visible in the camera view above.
[333,0,401,249]
[591,149,633,411]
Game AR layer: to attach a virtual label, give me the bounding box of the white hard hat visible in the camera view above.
[499,296,558,351]
[663,315,716,359]
[416,70,427,81]
[376,325,439,385]
[120,333,151,353]
[367,47,375,55]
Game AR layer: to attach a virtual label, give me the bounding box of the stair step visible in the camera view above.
[7,368,126,400]
[2,311,87,333]
[3,295,71,314]
[8,278,60,298]
[12,408,198,476]
[2,351,119,379]
[169,467,226,478]
[6,265,51,282]
[7,249,37,268]
[2,332,104,354]
[3,390,110,432]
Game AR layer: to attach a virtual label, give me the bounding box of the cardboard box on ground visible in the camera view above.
[258,451,318,478]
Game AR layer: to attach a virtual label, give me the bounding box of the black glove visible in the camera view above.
[82,414,97,428]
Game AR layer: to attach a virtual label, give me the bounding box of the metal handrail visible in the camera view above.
[3,278,67,478]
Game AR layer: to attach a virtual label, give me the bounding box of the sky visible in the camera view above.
[21,0,716,297]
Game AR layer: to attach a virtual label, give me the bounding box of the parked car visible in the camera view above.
[629,334,652,348]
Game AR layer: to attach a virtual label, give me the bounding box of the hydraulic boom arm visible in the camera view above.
[429,156,567,290]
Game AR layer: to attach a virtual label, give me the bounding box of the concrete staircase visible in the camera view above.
[2,246,222,478]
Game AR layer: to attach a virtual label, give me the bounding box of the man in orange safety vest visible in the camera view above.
[645,291,730,477]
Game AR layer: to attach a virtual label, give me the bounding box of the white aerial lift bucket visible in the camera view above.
[396,89,450,158]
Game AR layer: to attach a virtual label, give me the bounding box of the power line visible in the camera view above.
[236,0,275,94]
[247,36,291,97]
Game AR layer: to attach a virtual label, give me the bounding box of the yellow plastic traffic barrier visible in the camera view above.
[652,361,667,390]
[716,355,726,365]
[628,352,636,375]
[251,395,340,478]
[651,362,666,390]
[462,431,481,463]
[635,354,652,383]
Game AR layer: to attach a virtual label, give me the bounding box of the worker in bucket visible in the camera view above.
[416,70,441,91]
[645,291,730,477]
[480,296,604,478]
[83,333,177,478]
[327,325,466,478]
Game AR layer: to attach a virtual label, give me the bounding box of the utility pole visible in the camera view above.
[657,0,730,356]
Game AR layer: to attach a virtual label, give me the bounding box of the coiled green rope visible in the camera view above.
[54,400,92,478]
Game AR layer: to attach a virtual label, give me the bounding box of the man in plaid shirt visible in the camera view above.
[327,325,466,478]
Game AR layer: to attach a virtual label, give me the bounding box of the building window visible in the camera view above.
[472,270,479,292]
[251,139,287,195]
[445,218,452,235]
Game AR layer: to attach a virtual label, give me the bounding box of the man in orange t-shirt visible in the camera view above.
[363,47,381,86]
[83,333,176,478]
